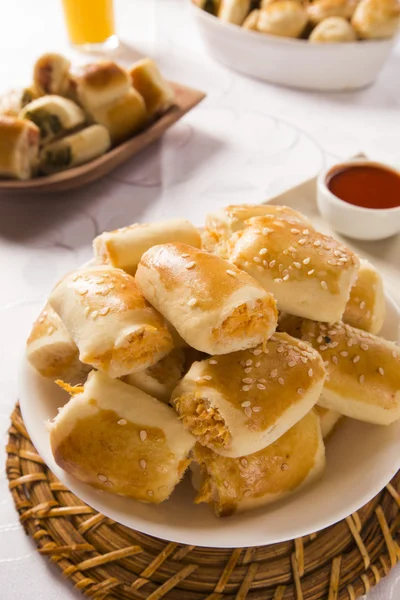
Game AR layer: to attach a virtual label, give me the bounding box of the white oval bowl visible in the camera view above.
[19,292,400,547]
[317,160,400,241]
[190,3,397,91]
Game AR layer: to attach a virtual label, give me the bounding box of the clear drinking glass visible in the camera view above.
[62,0,119,51]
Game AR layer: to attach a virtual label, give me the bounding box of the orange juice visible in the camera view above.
[62,0,116,45]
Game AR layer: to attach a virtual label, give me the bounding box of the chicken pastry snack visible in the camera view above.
[343,259,385,334]
[172,333,326,457]
[0,116,39,180]
[50,371,195,502]
[228,215,360,322]
[20,95,85,144]
[48,265,173,378]
[191,410,325,516]
[135,242,278,355]
[129,58,175,118]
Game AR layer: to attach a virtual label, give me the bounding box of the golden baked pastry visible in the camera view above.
[172,332,326,457]
[352,0,400,39]
[309,16,357,41]
[218,0,251,24]
[49,370,195,502]
[0,116,39,180]
[90,89,148,145]
[135,242,278,355]
[33,52,72,95]
[343,259,385,334]
[74,61,132,112]
[20,95,85,144]
[307,0,358,25]
[48,265,174,378]
[257,1,309,37]
[242,9,261,28]
[129,58,175,118]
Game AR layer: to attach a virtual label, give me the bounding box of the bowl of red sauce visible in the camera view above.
[317,160,400,241]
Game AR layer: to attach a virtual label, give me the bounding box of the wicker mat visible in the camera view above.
[6,404,400,600]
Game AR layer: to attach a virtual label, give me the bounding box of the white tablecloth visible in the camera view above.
[0,1,399,597]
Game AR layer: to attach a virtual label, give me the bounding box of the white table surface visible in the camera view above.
[0,0,399,598]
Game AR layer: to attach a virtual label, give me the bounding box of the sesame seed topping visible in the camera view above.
[258,378,266,383]
[269,260,276,268]
[262,227,270,235]
[187,298,197,306]
[321,280,328,290]
[314,240,321,247]
[353,355,360,363]
[259,248,268,255]
[281,463,289,471]
[271,369,278,378]
[222,480,229,488]
[308,368,313,377]
[242,378,253,384]
[288,360,296,367]
[244,407,252,417]
[241,458,248,467]
[293,262,302,269]
[274,278,283,283]
[317,336,323,343]
[298,238,306,245]
[92,310,99,319]
[277,347,284,353]
[181,253,190,258]
[47,325,55,335]
[257,384,266,390]
[359,375,365,384]
[308,270,315,276]
[99,307,109,316]
[253,348,262,356]
[332,356,338,365]
[117,419,127,425]
[121,283,126,289]
[319,345,328,351]
[246,359,253,366]
[186,261,196,269]
[360,343,369,351]
[226,269,237,277]
[297,388,305,394]
[209,359,218,365]
[303,229,309,235]
[291,228,300,234]
[340,351,348,357]
[98,474,107,482]
[140,459,147,470]
[303,258,311,266]
[147,490,154,496]
[283,274,290,281]
[242,385,251,392]
[140,430,147,442]
[378,367,384,375]
[203,375,212,381]
[244,367,252,374]
[255,361,261,367]
[241,400,251,407]
[278,378,285,385]
[360,301,366,310]
[252,406,262,412]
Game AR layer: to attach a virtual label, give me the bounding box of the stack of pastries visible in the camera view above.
[0,53,175,180]
[195,0,400,44]
[26,206,400,517]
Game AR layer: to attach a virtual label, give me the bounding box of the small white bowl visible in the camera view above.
[317,160,400,241]
[190,3,397,91]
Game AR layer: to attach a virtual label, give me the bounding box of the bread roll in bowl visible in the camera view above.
[307,0,357,25]
[0,116,39,180]
[26,304,90,382]
[135,242,278,355]
[257,1,309,38]
[191,410,325,516]
[229,215,360,322]
[343,259,385,334]
[309,16,357,42]
[351,0,400,39]
[49,371,195,502]
[172,332,326,457]
[48,265,173,378]
[93,218,201,275]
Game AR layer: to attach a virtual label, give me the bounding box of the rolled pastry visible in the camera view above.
[129,58,175,118]
[171,332,326,457]
[135,242,278,355]
[20,96,86,144]
[49,370,195,502]
[0,116,39,180]
[218,0,251,25]
[202,203,311,258]
[307,0,357,25]
[229,215,360,322]
[314,406,342,440]
[191,410,325,516]
[351,0,400,38]
[123,348,185,403]
[48,265,173,378]
[343,259,385,334]
[309,16,357,41]
[299,320,400,425]
[26,304,90,382]
[91,89,148,145]
[39,125,111,174]
[74,61,132,113]
[33,53,71,95]
[257,1,309,37]
[0,85,42,117]
[93,218,201,275]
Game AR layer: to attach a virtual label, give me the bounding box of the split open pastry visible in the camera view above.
[309,16,357,42]
[33,53,72,96]
[124,348,186,403]
[257,1,309,38]
[191,410,325,516]
[26,303,90,382]
[314,406,342,439]
[351,0,400,39]
[299,320,400,425]
[343,259,385,334]
[172,332,326,457]
[0,116,39,180]
[218,0,251,25]
[135,242,278,355]
[129,58,175,118]
[49,370,195,502]
[307,0,357,25]
[48,265,173,378]
[93,218,201,275]
[20,95,86,144]
[202,203,311,258]
[228,215,360,322]
[39,125,111,174]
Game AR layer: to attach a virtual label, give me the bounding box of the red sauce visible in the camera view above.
[326,163,400,210]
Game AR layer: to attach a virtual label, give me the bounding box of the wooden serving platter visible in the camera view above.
[0,82,205,193]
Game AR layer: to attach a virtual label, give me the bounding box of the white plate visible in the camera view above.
[19,294,400,548]
[190,2,397,91]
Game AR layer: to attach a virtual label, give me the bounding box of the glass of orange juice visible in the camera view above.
[62,0,119,51]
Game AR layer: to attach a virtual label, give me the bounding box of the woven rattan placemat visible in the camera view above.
[6,403,400,600]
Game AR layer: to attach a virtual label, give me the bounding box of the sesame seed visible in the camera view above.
[209,359,218,365]
[117,419,127,425]
[244,490,252,497]
[253,348,262,356]
[283,249,289,256]
[270,369,278,378]
[293,262,302,269]
[181,253,190,258]
[259,248,268,255]
[99,307,109,316]
[147,490,154,496]
[319,345,328,351]
[298,238,306,245]
[283,274,290,281]
[287,360,296,367]
[121,283,126,289]
[226,270,237,278]
[297,388,305,394]
[140,430,147,442]
[317,336,323,343]
[187,298,197,306]
[108,283,114,289]
[263,260,268,266]
[308,270,315,276]
[277,347,284,353]
[347,340,354,347]
[101,288,110,296]
[203,375,212,381]
[255,361,261,367]
[258,378,267,384]
[281,463,289,471]
[274,278,283,283]
[47,325,55,335]
[332,356,338,364]
[242,378,253,384]
[98,474,107,482]
[353,355,360,363]
[278,378,285,385]
[314,240,321,247]
[340,351,348,357]
[291,228,300,234]
[269,260,276,268]
[140,459,147,470]
[241,400,251,407]
[278,264,284,272]
[186,261,196,269]
[241,458,248,467]
[262,227,270,235]
[246,359,253,366]
[321,280,328,290]
[257,384,266,390]
[303,258,311,265]
[244,407,252,417]
[378,367,384,375]
[252,406,262,412]
[360,343,369,351]
[92,310,99,319]
[308,368,313,377]
[359,375,365,384]
[244,367,252,374]
[242,385,251,392]
[223,480,229,488]
[359,301,366,310]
